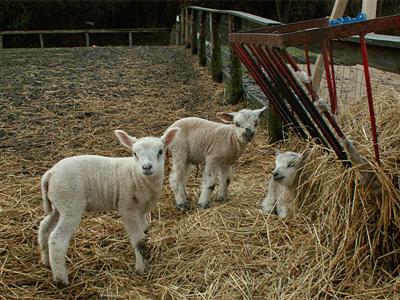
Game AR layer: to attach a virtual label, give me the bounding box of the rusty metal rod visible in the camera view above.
[360,33,380,163]
[232,43,302,132]
[304,44,312,77]
[328,40,338,112]
[283,49,346,139]
[249,44,321,142]
[321,40,337,114]
[272,48,349,163]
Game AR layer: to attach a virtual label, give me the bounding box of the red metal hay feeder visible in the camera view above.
[230,14,400,164]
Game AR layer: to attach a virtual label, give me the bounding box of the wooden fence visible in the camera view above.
[0,28,169,48]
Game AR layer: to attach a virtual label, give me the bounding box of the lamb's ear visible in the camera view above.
[254,107,267,118]
[216,112,235,124]
[115,130,138,149]
[296,149,311,168]
[161,127,180,148]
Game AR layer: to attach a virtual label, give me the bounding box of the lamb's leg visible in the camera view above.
[276,189,291,218]
[216,165,232,203]
[120,210,148,275]
[140,213,149,234]
[261,178,277,214]
[170,155,191,210]
[48,211,83,287]
[276,201,289,218]
[38,209,60,266]
[197,163,218,209]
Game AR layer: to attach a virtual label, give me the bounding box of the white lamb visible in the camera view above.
[166,107,266,210]
[38,127,179,287]
[261,150,309,218]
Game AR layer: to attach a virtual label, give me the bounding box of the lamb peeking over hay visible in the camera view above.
[38,127,179,287]
[261,150,310,218]
[166,107,266,210]
[339,137,382,196]
[294,70,311,84]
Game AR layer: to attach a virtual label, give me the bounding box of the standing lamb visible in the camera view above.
[166,107,266,210]
[261,150,309,218]
[38,127,179,287]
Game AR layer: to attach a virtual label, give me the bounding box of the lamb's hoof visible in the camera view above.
[261,209,277,216]
[135,264,149,276]
[197,202,209,209]
[41,256,50,267]
[216,196,225,203]
[176,202,190,211]
[54,278,68,288]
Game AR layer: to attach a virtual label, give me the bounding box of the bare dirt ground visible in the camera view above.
[0,46,398,299]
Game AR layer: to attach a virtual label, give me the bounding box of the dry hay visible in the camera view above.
[0,46,399,299]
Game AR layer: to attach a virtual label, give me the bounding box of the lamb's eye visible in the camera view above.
[254,120,258,127]
[235,122,240,127]
[133,152,138,158]
[158,149,163,156]
[288,162,295,168]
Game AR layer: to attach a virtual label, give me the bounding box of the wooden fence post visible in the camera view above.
[129,32,133,46]
[198,11,207,66]
[1,35,4,49]
[175,20,180,45]
[185,8,191,49]
[228,15,243,104]
[39,34,44,48]
[180,10,185,46]
[85,32,90,47]
[210,13,222,82]
[191,9,198,55]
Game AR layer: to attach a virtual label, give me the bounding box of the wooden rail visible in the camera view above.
[171,6,279,106]
[0,28,169,48]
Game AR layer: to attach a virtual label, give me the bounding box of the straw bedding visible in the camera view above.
[0,46,399,299]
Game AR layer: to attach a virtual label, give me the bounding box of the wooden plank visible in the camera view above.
[354,0,377,100]
[307,39,400,74]
[187,6,280,27]
[342,34,400,48]
[129,32,132,46]
[1,28,168,35]
[311,0,348,92]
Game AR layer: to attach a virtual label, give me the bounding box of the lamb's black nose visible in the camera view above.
[246,128,254,135]
[142,163,153,171]
[272,171,282,180]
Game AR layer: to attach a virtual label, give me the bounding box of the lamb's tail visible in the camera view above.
[40,170,53,214]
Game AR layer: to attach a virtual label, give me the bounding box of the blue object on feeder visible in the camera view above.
[329,12,367,26]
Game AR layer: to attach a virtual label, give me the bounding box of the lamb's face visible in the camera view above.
[115,127,179,177]
[132,137,165,176]
[217,107,266,144]
[272,151,302,186]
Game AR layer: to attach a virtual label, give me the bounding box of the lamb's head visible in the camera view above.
[115,127,179,176]
[217,107,266,143]
[272,150,309,186]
